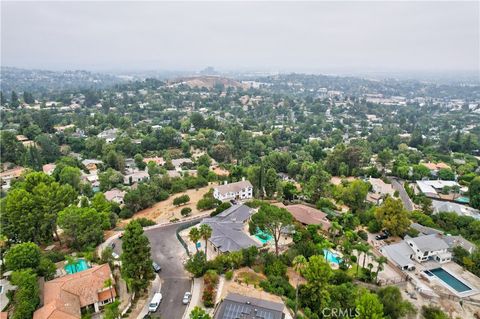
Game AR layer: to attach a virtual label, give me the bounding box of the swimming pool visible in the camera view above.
[323,249,342,264]
[65,259,90,274]
[424,268,472,293]
[254,229,273,244]
[455,196,470,204]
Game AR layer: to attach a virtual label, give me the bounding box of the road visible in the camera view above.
[111,218,202,319]
[390,178,414,211]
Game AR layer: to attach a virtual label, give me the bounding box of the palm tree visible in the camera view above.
[374,256,387,282]
[189,227,201,253]
[103,278,115,303]
[292,255,307,319]
[328,221,343,246]
[199,224,212,259]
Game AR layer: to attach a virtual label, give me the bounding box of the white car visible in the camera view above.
[182,292,192,305]
[112,252,120,260]
[149,292,163,312]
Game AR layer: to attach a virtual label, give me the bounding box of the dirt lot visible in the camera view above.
[117,184,213,228]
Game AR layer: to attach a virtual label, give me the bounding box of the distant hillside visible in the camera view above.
[0,67,126,93]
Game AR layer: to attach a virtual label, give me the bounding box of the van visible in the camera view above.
[148,292,162,312]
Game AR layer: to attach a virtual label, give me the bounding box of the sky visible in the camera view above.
[1,1,479,74]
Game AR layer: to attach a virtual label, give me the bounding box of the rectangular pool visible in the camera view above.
[425,268,472,293]
[65,259,90,274]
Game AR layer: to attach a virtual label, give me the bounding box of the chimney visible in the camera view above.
[224,181,228,185]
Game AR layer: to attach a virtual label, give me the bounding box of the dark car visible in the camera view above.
[152,262,162,272]
[111,242,116,249]
[375,231,390,240]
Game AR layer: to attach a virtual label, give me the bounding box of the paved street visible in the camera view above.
[390,178,414,211]
[112,218,202,319]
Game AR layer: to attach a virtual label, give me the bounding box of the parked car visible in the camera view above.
[152,262,162,272]
[375,230,390,240]
[111,243,116,249]
[148,292,163,312]
[118,232,124,239]
[112,252,120,259]
[182,292,192,305]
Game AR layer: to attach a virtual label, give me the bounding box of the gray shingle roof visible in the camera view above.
[408,234,449,251]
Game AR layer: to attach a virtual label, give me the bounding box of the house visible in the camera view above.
[283,204,331,232]
[405,234,451,263]
[97,129,118,143]
[16,134,35,147]
[123,171,149,185]
[215,293,285,319]
[43,164,56,176]
[200,204,261,254]
[33,264,116,319]
[171,158,193,171]
[431,200,480,219]
[422,162,451,176]
[143,157,165,166]
[416,180,461,198]
[0,166,25,190]
[380,241,416,271]
[411,223,476,253]
[81,159,103,172]
[104,189,126,205]
[213,179,253,201]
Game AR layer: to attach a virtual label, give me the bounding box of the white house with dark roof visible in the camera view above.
[213,179,253,201]
[405,234,451,263]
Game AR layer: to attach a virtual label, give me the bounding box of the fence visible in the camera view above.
[176,219,202,256]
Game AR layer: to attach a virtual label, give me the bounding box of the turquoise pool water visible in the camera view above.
[65,259,90,274]
[323,249,342,264]
[455,196,470,204]
[425,268,471,293]
[255,229,273,244]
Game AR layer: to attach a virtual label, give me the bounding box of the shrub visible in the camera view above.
[197,197,220,211]
[44,250,65,263]
[181,207,192,217]
[357,230,368,241]
[119,208,134,219]
[136,218,156,227]
[202,270,219,308]
[210,202,231,217]
[173,194,190,206]
[225,270,233,280]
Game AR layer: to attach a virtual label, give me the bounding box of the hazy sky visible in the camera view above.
[1,1,479,73]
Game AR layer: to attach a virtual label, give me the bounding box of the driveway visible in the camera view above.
[390,178,414,211]
[111,217,203,319]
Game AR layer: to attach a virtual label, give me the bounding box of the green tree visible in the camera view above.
[341,180,369,213]
[375,197,410,236]
[173,194,190,206]
[378,286,415,319]
[0,130,25,164]
[190,306,211,319]
[1,172,77,244]
[355,291,384,319]
[11,269,40,319]
[189,227,201,253]
[469,177,480,209]
[5,242,41,271]
[264,168,278,198]
[134,153,146,170]
[199,224,212,258]
[437,168,455,180]
[11,90,20,108]
[99,168,124,191]
[121,220,155,292]
[58,207,110,250]
[104,300,120,319]
[421,306,449,319]
[58,166,82,190]
[251,204,293,255]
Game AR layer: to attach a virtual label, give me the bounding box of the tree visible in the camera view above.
[99,168,124,191]
[1,172,77,244]
[35,134,61,163]
[58,207,110,250]
[304,164,331,202]
[189,227,201,253]
[355,291,384,319]
[378,286,415,319]
[23,91,35,104]
[378,148,393,173]
[173,194,190,206]
[421,306,449,319]
[282,182,297,201]
[264,168,278,198]
[104,300,120,319]
[0,130,25,164]
[181,207,193,217]
[375,197,410,236]
[251,205,293,255]
[469,177,480,209]
[340,180,369,213]
[134,153,146,170]
[190,306,211,319]
[11,90,20,108]
[58,166,82,190]
[437,168,455,181]
[104,278,115,302]
[11,269,40,319]
[121,220,155,292]
[5,242,41,271]
[199,224,212,258]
